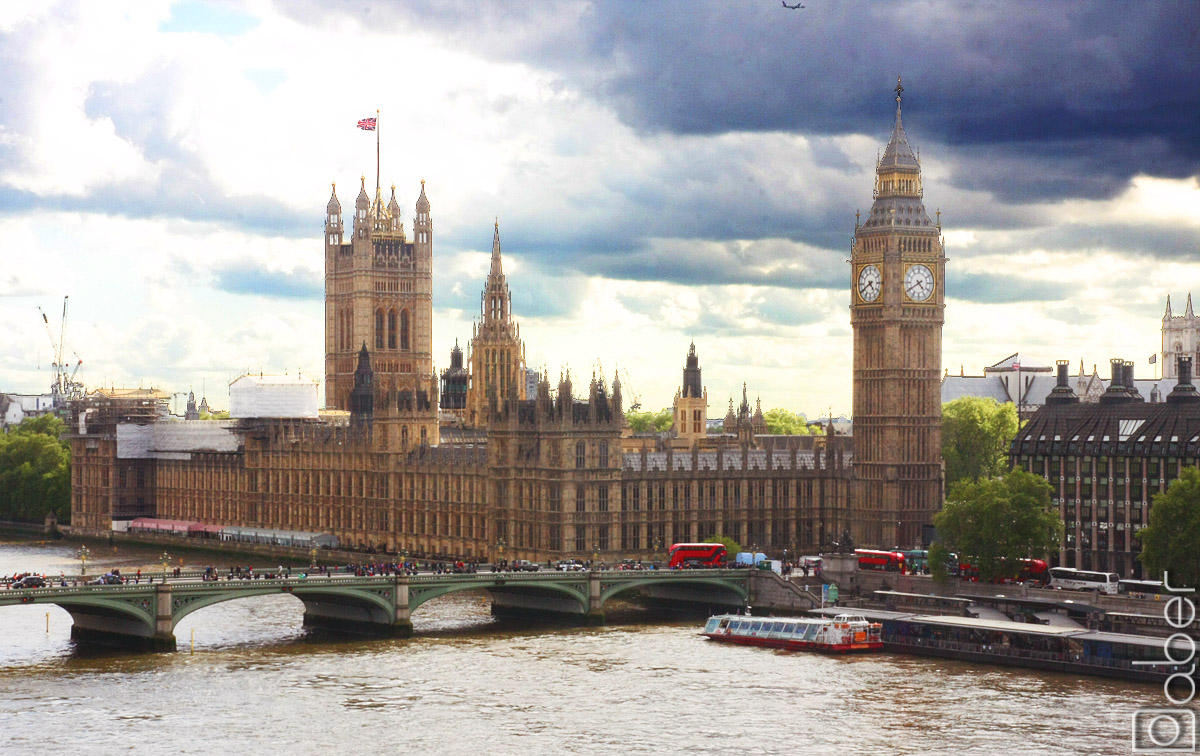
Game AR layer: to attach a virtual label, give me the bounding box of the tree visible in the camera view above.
[941,397,1019,486]
[933,468,1062,582]
[704,535,742,556]
[625,408,673,433]
[928,541,953,583]
[0,415,71,523]
[1138,466,1200,588]
[762,408,820,435]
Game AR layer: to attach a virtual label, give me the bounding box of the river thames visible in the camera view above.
[0,540,1167,756]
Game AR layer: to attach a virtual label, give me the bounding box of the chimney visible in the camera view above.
[1167,356,1200,404]
[1125,361,1143,402]
[1099,359,1132,404]
[1045,359,1079,405]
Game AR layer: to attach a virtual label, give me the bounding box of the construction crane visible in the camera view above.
[621,367,642,412]
[37,295,85,409]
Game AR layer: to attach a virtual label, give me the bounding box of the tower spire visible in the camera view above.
[490,218,503,277]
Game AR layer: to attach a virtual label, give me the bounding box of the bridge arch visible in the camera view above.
[408,577,590,614]
[596,575,748,609]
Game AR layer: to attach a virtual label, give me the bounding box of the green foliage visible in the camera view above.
[625,408,673,433]
[1138,467,1200,588]
[762,408,820,435]
[934,468,1063,582]
[942,397,1020,486]
[199,410,230,420]
[704,535,742,556]
[928,541,952,583]
[0,415,71,523]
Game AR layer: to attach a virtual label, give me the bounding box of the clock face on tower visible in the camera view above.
[857,264,881,303]
[903,263,934,302]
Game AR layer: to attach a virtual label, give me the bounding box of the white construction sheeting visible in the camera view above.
[117,421,240,459]
[229,374,319,418]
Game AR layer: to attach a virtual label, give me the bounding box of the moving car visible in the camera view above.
[511,559,541,572]
[88,573,124,585]
[10,575,46,589]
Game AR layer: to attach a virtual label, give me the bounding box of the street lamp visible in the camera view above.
[496,537,506,566]
[161,551,171,580]
[77,544,91,576]
[310,547,317,571]
[591,549,599,571]
[652,537,661,565]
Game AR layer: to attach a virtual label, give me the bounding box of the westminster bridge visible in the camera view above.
[0,569,819,651]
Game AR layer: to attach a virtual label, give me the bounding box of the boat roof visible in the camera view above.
[809,607,914,621]
[809,608,1181,648]
[874,590,973,604]
[712,614,825,623]
[958,594,1105,614]
[907,614,1084,637]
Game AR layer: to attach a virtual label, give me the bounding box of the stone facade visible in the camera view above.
[324,178,439,448]
[671,342,708,446]
[849,80,946,549]
[69,88,925,560]
[465,222,527,430]
[1163,294,1199,379]
[1011,357,1200,577]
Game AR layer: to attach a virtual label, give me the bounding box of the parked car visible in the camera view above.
[88,574,123,585]
[10,575,46,589]
[511,559,541,572]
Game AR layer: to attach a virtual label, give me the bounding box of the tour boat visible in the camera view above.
[701,613,883,653]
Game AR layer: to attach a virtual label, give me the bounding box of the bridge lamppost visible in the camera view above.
[652,537,661,567]
[310,547,317,571]
[160,552,171,581]
[591,549,599,572]
[77,544,91,576]
[496,538,506,567]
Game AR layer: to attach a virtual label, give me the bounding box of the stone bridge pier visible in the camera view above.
[68,584,179,652]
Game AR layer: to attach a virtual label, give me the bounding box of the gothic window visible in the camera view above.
[401,310,410,350]
[387,310,397,349]
[375,310,385,349]
[598,487,608,512]
[576,441,586,469]
[599,441,609,468]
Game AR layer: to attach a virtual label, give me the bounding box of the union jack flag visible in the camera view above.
[357,117,377,131]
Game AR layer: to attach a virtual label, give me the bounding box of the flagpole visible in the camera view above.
[375,109,381,222]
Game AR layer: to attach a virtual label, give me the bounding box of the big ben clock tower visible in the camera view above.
[850,78,946,549]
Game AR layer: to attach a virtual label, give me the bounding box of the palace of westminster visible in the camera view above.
[67,84,1199,575]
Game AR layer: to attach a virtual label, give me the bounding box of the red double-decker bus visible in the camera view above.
[667,543,727,568]
[959,557,1049,583]
[854,549,905,572]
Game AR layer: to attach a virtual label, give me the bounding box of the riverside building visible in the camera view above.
[69,84,944,559]
[1010,357,1200,577]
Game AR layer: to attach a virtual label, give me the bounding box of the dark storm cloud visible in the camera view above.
[211,264,322,299]
[278,1,1200,203]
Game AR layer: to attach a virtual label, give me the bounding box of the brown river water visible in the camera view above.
[0,540,1172,756]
